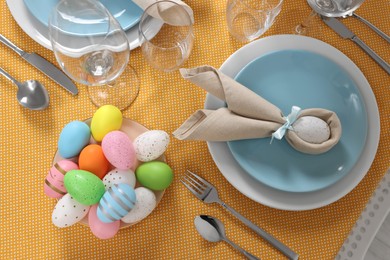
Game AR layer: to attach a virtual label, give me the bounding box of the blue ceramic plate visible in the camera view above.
[23,0,143,35]
[227,50,367,193]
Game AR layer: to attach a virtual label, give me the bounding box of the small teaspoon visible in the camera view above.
[194,215,260,260]
[0,67,49,110]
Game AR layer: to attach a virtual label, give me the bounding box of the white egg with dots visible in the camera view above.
[292,116,330,144]
[103,168,136,190]
[52,193,90,228]
[134,130,170,162]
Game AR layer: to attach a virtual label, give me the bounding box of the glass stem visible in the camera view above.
[294,10,318,35]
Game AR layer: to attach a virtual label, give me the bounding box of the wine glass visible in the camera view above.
[48,0,139,110]
[138,0,194,72]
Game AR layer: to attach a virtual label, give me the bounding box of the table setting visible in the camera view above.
[1,0,389,259]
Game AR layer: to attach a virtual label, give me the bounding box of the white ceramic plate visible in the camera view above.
[6,0,160,50]
[206,35,380,211]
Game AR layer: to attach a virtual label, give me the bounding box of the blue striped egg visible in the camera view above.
[97,183,136,223]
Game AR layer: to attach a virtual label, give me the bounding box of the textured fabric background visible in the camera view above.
[1,0,389,259]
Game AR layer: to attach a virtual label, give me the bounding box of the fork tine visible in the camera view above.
[182,175,204,193]
[180,179,203,198]
[184,171,208,190]
[186,170,211,187]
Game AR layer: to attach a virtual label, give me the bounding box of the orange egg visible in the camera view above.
[78,144,109,179]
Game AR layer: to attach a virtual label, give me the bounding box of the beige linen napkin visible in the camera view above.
[133,0,194,25]
[173,66,342,154]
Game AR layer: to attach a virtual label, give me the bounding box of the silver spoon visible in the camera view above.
[0,67,49,110]
[194,215,260,260]
[307,0,390,43]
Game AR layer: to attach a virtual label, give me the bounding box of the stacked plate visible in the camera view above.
[207,35,380,211]
[6,0,158,50]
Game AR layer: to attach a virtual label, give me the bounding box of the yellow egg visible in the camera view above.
[91,105,123,142]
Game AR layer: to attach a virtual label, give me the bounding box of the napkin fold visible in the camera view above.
[133,0,194,26]
[173,66,342,155]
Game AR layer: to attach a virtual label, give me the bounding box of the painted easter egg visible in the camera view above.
[102,168,136,190]
[135,161,173,190]
[64,170,105,205]
[90,105,122,142]
[58,121,91,158]
[97,184,136,223]
[134,130,170,162]
[52,193,90,228]
[79,144,109,179]
[102,131,136,170]
[292,116,330,144]
[121,187,157,224]
[44,160,79,198]
[88,205,120,239]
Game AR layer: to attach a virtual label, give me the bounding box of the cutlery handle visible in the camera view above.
[351,36,390,74]
[221,202,298,260]
[0,67,18,85]
[224,238,260,260]
[352,13,390,44]
[0,34,25,56]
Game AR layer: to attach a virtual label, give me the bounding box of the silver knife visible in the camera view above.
[321,16,390,75]
[0,34,78,95]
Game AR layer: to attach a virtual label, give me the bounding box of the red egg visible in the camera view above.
[44,160,78,198]
[79,144,110,179]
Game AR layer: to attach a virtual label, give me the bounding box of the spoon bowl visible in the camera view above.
[0,67,49,110]
[194,215,260,260]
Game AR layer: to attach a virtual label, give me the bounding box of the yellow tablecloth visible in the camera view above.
[1,0,389,259]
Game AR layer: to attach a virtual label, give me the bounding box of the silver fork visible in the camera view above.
[182,170,299,260]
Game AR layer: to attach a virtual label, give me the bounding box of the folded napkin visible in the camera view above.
[173,66,342,154]
[133,0,194,26]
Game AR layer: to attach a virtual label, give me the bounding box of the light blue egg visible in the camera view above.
[97,184,136,223]
[58,121,91,158]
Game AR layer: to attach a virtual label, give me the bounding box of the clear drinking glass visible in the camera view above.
[48,0,139,110]
[226,0,284,42]
[138,0,194,72]
[294,0,365,36]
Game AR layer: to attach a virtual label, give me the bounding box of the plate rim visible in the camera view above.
[22,0,143,36]
[227,49,368,193]
[206,34,380,210]
[6,0,158,50]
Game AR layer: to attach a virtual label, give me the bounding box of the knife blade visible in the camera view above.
[321,16,390,75]
[0,34,78,95]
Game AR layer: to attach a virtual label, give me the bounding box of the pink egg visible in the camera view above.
[44,160,79,198]
[102,131,136,170]
[88,205,120,239]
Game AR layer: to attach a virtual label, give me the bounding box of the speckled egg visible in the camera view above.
[44,160,79,199]
[58,121,91,158]
[52,193,90,228]
[90,105,122,142]
[88,205,120,239]
[101,131,136,170]
[64,170,105,205]
[292,116,330,144]
[97,184,136,223]
[134,130,170,162]
[102,168,136,190]
[121,187,157,224]
[79,144,109,179]
[135,161,173,191]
